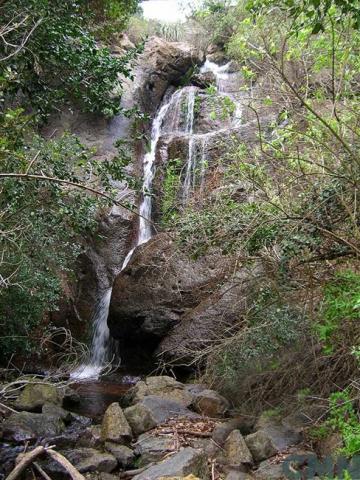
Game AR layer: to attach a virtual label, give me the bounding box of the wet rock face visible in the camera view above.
[108,233,230,363]
[132,37,204,116]
[49,37,202,338]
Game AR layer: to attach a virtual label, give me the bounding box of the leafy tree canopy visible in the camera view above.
[0,0,139,118]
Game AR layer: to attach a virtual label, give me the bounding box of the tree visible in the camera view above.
[0,0,139,118]
[0,0,139,362]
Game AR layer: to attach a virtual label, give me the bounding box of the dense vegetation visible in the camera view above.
[0,0,138,362]
[153,0,360,427]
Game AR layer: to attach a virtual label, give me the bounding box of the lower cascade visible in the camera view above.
[72,58,243,380]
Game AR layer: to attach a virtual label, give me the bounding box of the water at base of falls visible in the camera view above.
[71,288,112,380]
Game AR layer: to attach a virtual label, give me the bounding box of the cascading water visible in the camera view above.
[71,95,172,380]
[138,101,171,244]
[72,59,244,380]
[183,87,197,201]
[181,60,244,203]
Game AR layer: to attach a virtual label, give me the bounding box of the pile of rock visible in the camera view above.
[0,376,310,479]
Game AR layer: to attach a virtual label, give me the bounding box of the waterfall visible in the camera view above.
[201,60,243,125]
[199,136,208,194]
[182,87,197,201]
[71,95,172,380]
[71,60,244,380]
[179,59,245,203]
[138,100,171,244]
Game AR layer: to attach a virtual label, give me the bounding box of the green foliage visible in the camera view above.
[205,85,236,120]
[194,93,202,116]
[0,107,133,361]
[208,304,305,389]
[194,0,243,46]
[0,0,139,362]
[313,390,360,459]
[0,0,139,118]
[206,290,306,386]
[247,0,360,33]
[316,271,360,353]
[87,0,139,37]
[176,179,279,258]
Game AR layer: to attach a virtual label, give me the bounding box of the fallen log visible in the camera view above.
[6,446,46,480]
[5,447,86,480]
[46,450,86,480]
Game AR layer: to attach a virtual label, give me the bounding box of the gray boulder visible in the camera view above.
[212,418,255,445]
[224,430,253,467]
[44,448,117,474]
[101,402,132,443]
[105,442,134,467]
[193,389,230,418]
[245,431,278,463]
[124,403,157,436]
[1,411,65,442]
[254,458,286,479]
[134,432,176,465]
[127,376,193,406]
[42,402,72,422]
[15,383,64,411]
[124,395,197,435]
[141,395,198,424]
[246,412,301,462]
[132,447,207,480]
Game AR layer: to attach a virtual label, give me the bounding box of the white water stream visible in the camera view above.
[72,98,172,380]
[72,59,243,380]
[181,60,243,201]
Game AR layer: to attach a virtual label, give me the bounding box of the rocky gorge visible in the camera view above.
[2,1,360,478]
[0,32,317,480]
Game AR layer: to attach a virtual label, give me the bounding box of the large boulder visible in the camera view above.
[132,447,207,480]
[131,37,203,116]
[192,389,230,418]
[101,403,132,443]
[1,411,65,442]
[245,431,278,463]
[247,411,301,461]
[224,430,253,467]
[105,442,134,467]
[127,376,193,406]
[109,233,234,364]
[124,402,157,436]
[254,458,286,480]
[212,418,255,445]
[134,432,176,465]
[124,396,197,435]
[140,395,198,424]
[15,383,64,411]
